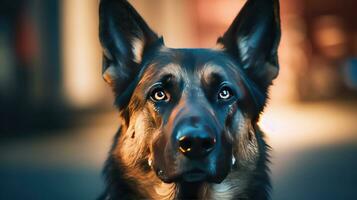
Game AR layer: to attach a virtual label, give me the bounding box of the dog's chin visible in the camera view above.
[181,169,208,182]
[157,169,227,184]
[152,156,233,184]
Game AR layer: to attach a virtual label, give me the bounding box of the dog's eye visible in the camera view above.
[218,87,233,100]
[150,88,169,102]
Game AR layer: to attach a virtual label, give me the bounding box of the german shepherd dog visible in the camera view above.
[98,0,281,199]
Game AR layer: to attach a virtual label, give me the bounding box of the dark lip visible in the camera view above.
[184,169,206,174]
[182,169,208,182]
[160,169,209,183]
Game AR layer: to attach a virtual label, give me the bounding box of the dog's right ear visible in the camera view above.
[217,0,281,89]
[99,0,160,93]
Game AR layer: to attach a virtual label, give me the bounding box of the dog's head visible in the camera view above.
[99,0,280,185]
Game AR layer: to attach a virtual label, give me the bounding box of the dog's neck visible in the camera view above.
[176,182,206,199]
[154,182,208,200]
[105,163,208,199]
[101,155,270,200]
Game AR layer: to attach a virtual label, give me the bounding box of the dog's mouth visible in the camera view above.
[157,168,211,183]
[181,169,208,182]
[152,154,236,184]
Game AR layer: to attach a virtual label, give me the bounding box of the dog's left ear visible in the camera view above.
[218,0,281,88]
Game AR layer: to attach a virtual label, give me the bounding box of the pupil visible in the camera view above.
[157,91,164,98]
[219,88,231,99]
[222,90,228,97]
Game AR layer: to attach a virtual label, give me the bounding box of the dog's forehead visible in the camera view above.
[142,48,238,84]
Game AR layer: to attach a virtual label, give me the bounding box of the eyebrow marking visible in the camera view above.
[200,63,228,82]
[158,63,183,79]
[138,63,185,88]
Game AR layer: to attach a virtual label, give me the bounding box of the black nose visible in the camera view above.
[178,133,216,159]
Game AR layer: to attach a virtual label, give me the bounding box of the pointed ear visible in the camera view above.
[218,0,281,87]
[99,0,160,91]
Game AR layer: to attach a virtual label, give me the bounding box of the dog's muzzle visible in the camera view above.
[151,104,233,184]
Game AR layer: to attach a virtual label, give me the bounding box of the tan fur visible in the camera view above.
[131,37,145,63]
[200,63,228,81]
[158,64,184,80]
[113,109,178,199]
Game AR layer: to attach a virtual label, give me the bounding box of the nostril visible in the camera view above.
[202,138,216,151]
[179,136,192,153]
[178,134,216,158]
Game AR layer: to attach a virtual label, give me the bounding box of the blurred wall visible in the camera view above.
[0,0,64,132]
[62,0,110,108]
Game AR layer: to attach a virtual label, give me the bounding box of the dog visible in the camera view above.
[98,0,281,199]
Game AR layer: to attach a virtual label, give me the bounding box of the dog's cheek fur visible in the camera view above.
[115,92,158,168]
[235,113,259,170]
[113,107,178,199]
[209,110,259,199]
[112,110,154,196]
[115,111,149,168]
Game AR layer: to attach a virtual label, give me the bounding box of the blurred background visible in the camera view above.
[0,0,356,199]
